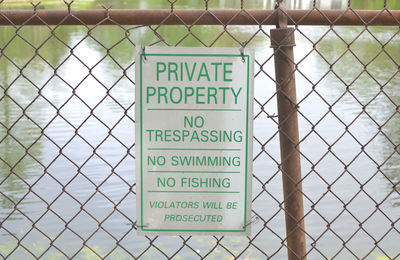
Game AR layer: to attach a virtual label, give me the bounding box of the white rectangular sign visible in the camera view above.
[135,47,253,235]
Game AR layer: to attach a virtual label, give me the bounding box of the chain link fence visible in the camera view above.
[0,0,399,259]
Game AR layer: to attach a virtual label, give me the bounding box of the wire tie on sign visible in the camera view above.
[243,215,260,228]
[141,46,147,62]
[240,45,245,63]
[133,222,148,228]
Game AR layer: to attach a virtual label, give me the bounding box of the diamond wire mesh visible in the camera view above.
[0,0,399,259]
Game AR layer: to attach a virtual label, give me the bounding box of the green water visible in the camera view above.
[0,0,399,259]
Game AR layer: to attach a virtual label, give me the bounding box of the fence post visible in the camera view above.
[270,4,307,260]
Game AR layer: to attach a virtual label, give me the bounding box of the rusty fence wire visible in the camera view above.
[0,0,399,259]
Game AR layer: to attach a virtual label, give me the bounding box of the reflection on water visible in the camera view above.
[0,65,44,222]
[0,0,399,259]
[307,25,400,207]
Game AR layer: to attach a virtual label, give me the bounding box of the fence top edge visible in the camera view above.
[0,9,399,26]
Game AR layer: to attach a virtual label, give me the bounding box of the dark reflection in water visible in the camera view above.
[0,82,43,221]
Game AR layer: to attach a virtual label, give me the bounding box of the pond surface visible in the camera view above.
[0,0,399,259]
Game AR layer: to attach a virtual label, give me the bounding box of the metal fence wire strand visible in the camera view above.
[0,0,399,259]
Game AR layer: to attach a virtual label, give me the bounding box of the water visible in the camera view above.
[0,0,399,259]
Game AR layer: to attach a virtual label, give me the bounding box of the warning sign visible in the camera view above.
[135,47,254,235]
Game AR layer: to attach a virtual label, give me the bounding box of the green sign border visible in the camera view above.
[139,53,250,232]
